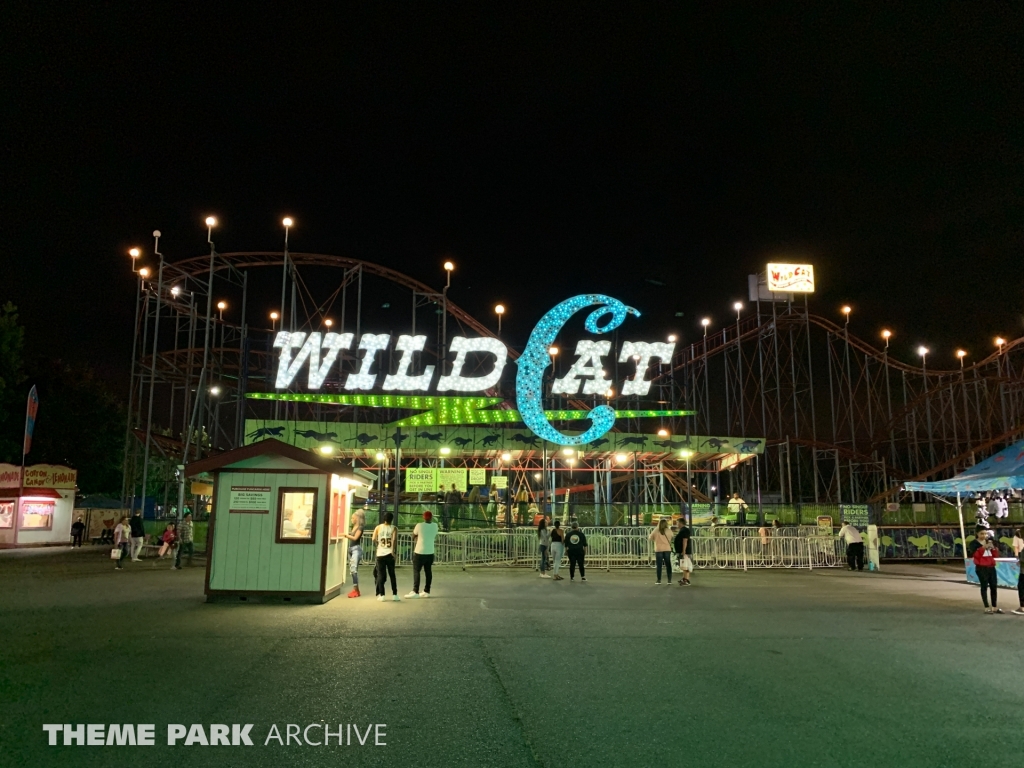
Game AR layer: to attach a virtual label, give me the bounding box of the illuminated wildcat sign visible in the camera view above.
[270,294,678,444]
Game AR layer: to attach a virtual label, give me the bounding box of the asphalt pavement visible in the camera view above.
[2,547,1021,767]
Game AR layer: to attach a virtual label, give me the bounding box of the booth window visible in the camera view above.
[277,488,317,543]
[20,501,55,530]
[0,501,14,529]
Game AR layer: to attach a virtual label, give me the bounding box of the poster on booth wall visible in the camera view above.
[469,468,487,486]
[437,468,467,493]
[493,476,508,489]
[229,486,271,513]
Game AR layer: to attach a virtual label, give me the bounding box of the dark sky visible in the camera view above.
[3,3,1022,383]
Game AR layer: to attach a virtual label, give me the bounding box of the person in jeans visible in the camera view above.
[373,512,399,602]
[174,512,194,570]
[550,520,566,580]
[649,518,673,584]
[129,510,147,561]
[968,529,1002,614]
[537,518,551,578]
[343,508,365,598]
[565,521,588,582]
[407,510,439,598]
[113,517,131,569]
[70,516,86,547]
[673,518,692,586]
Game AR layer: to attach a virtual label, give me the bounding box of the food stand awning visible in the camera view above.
[903,441,1024,495]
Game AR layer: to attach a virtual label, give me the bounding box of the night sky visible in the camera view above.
[4,4,1022,385]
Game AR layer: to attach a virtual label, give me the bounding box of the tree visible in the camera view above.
[26,359,126,495]
[0,302,26,463]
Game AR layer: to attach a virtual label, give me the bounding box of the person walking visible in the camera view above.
[1013,529,1024,616]
[565,521,588,582]
[968,529,1002,614]
[649,518,673,584]
[406,510,439,598]
[70,516,85,547]
[113,517,131,570]
[174,512,194,570]
[550,520,566,580]
[837,521,864,571]
[373,511,400,602]
[343,508,366,598]
[129,510,146,561]
[537,518,551,578]
[674,518,692,586]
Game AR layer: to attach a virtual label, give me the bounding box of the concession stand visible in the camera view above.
[186,439,370,604]
[0,464,78,548]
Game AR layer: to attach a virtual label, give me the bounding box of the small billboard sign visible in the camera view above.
[766,263,815,293]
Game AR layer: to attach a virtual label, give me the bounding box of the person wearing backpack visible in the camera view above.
[373,512,400,602]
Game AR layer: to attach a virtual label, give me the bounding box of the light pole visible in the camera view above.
[494,304,505,335]
[270,311,279,331]
[680,449,693,526]
[882,330,895,469]
[701,317,711,434]
[918,345,935,470]
[217,301,226,322]
[442,261,454,360]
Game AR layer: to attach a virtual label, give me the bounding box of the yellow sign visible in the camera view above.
[191,482,214,496]
[0,463,77,489]
[767,263,815,293]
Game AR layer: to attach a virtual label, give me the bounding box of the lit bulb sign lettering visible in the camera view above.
[270,294,682,445]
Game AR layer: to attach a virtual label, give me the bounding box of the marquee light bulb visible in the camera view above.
[282,217,293,227]
[205,216,217,227]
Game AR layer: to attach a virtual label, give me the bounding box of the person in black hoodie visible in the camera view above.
[565,522,588,582]
[70,516,86,547]
[128,510,147,561]
[673,519,692,586]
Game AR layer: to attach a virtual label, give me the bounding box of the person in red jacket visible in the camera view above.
[968,529,1003,614]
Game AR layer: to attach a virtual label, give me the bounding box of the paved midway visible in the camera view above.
[2,548,1022,767]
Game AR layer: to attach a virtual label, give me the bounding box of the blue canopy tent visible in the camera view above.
[904,440,1024,569]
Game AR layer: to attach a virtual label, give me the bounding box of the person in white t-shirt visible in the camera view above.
[406,510,439,598]
[837,522,864,571]
[372,512,399,602]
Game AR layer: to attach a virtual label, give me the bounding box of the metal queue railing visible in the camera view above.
[358,529,845,571]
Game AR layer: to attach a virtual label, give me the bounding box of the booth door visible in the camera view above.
[327,490,349,590]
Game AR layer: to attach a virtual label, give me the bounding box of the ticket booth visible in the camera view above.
[0,464,78,548]
[187,439,369,604]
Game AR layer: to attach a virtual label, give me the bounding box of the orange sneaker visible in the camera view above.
[347,588,360,598]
